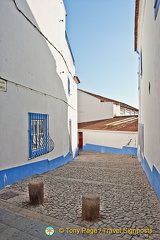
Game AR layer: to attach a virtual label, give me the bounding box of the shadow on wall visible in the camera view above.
[0,0,77,188]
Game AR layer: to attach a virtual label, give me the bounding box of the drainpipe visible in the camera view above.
[135,50,141,123]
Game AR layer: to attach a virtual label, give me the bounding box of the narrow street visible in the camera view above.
[0,151,160,240]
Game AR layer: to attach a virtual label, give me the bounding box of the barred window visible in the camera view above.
[28,113,54,159]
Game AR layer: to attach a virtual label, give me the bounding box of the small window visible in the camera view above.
[68,77,70,95]
[28,113,54,159]
[154,0,160,19]
[149,82,151,94]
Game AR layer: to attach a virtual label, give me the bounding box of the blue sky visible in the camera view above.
[64,0,138,108]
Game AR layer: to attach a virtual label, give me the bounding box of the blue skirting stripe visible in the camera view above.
[140,156,160,200]
[82,144,137,156]
[0,148,78,189]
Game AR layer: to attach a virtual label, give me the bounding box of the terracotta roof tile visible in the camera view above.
[78,116,138,132]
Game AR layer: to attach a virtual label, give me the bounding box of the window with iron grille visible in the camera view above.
[28,113,54,159]
[154,0,160,19]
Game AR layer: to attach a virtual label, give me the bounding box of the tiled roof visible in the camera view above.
[134,0,140,51]
[74,76,80,84]
[78,89,138,112]
[78,116,138,132]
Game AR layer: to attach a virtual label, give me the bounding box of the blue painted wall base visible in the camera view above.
[139,156,160,200]
[0,148,78,189]
[82,144,137,156]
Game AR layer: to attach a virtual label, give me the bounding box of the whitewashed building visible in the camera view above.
[135,0,160,199]
[78,89,138,156]
[78,116,138,156]
[0,0,79,188]
[78,89,138,123]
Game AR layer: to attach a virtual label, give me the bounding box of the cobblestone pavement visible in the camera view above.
[0,151,160,240]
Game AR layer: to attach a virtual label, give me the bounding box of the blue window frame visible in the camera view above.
[28,113,54,159]
[154,0,160,19]
[68,77,71,95]
[140,50,143,76]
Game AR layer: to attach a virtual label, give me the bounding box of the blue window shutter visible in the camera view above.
[68,77,70,95]
[28,113,32,158]
[154,0,160,19]
[140,49,143,77]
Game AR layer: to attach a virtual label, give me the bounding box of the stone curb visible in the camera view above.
[0,199,82,230]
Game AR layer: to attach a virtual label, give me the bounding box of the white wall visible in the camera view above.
[79,129,137,149]
[0,82,68,169]
[137,0,160,172]
[0,0,78,170]
[78,90,138,122]
[113,104,120,116]
[120,107,138,116]
[78,90,114,123]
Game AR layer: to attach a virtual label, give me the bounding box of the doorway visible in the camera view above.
[78,132,83,149]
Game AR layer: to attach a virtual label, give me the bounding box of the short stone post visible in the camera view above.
[28,181,44,205]
[82,192,100,220]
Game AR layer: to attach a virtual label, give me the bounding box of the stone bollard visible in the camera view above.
[82,192,100,220]
[28,181,44,205]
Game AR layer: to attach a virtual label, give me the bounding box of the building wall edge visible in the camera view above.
[138,155,160,200]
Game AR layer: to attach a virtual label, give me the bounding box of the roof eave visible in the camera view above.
[78,89,138,112]
[134,0,140,51]
[74,76,80,84]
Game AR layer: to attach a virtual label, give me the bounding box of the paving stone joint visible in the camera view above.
[0,151,160,240]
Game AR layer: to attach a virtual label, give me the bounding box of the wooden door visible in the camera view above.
[78,132,83,149]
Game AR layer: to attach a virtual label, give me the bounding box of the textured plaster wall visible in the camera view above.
[0,0,78,170]
[79,129,138,149]
[137,0,160,173]
[78,90,114,123]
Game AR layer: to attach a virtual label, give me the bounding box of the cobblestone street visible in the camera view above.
[0,151,160,240]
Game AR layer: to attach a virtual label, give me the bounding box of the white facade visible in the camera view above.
[0,0,78,187]
[135,0,160,198]
[78,90,115,122]
[78,89,138,123]
[79,129,137,149]
[120,107,138,116]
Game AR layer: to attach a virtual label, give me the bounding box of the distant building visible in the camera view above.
[78,89,138,123]
[78,116,138,156]
[0,0,79,188]
[78,89,138,156]
[135,0,160,199]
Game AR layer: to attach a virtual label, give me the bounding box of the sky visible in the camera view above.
[63,0,138,108]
